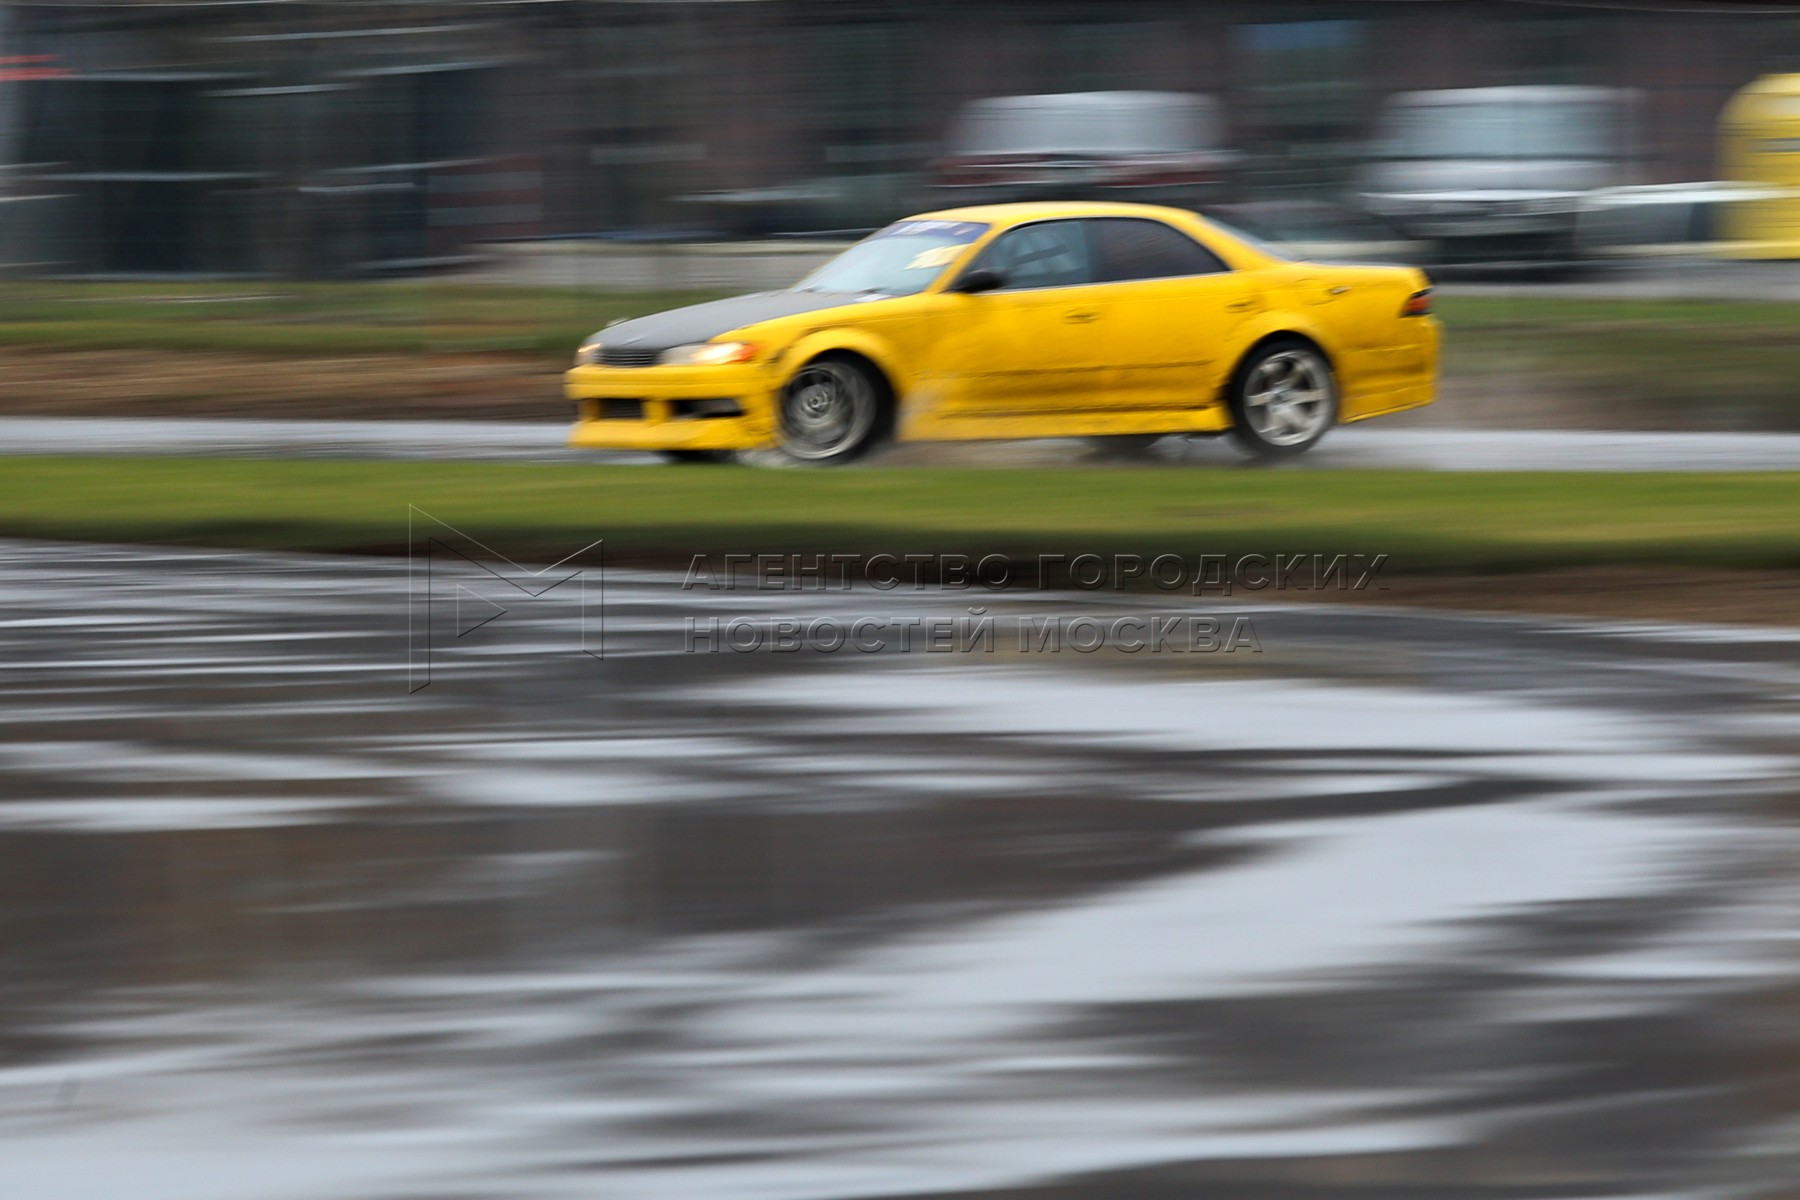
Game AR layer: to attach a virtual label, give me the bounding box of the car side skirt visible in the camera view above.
[900,406,1233,441]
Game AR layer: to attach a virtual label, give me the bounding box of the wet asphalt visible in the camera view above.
[6,417,1800,471]
[1,539,1798,1199]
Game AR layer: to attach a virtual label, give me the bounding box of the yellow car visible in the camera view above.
[567,201,1437,463]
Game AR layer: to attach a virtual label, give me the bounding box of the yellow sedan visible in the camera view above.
[567,202,1438,463]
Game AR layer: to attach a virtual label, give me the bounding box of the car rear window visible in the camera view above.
[1089,218,1229,282]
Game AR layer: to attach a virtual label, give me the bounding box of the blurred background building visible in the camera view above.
[2,0,1799,275]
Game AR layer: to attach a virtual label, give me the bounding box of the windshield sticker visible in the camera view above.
[878,220,988,242]
[905,244,965,270]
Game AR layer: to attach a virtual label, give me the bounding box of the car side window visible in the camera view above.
[1090,218,1229,282]
[971,221,1093,290]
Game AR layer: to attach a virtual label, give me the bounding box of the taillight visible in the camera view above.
[1400,288,1434,317]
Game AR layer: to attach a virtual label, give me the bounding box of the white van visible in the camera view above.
[1358,86,1639,267]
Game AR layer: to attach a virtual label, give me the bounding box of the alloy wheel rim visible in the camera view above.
[780,363,875,460]
[1243,350,1334,447]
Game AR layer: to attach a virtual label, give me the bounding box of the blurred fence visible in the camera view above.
[0,0,1799,276]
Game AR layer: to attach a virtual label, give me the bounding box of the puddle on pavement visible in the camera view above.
[1,541,1798,1199]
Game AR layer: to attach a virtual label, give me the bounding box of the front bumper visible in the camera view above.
[565,362,780,451]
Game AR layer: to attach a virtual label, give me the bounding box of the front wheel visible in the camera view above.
[1227,342,1338,458]
[775,356,885,465]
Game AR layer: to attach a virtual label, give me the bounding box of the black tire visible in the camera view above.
[1226,339,1338,458]
[657,450,735,464]
[774,355,887,465]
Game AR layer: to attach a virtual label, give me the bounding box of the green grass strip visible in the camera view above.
[0,284,725,358]
[2,456,1797,576]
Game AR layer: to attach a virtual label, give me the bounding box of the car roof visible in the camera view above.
[902,200,1206,228]
[1384,85,1635,108]
[958,91,1213,113]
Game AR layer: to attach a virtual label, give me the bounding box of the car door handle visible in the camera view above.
[1063,308,1101,323]
[1225,299,1260,312]
[1328,285,1352,296]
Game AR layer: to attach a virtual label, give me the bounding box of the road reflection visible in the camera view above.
[1,541,1797,1199]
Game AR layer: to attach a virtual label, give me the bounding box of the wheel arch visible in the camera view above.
[779,331,904,439]
[1220,329,1341,457]
[1220,328,1338,405]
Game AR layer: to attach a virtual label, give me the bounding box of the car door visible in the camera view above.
[931,219,1110,414]
[1086,217,1266,410]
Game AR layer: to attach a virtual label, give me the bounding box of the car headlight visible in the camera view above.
[659,341,758,366]
[574,340,602,366]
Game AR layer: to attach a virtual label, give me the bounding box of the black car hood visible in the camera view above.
[592,290,860,353]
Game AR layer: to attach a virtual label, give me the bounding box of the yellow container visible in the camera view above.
[1718,74,1800,258]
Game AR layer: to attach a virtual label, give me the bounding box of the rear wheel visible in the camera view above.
[1227,341,1337,457]
[775,356,885,465]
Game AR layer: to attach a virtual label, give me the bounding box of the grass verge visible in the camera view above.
[2,456,1797,577]
[0,283,723,358]
[5,285,1800,426]
[1435,295,1800,428]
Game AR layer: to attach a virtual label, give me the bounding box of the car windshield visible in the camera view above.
[795,220,990,297]
[1382,101,1620,159]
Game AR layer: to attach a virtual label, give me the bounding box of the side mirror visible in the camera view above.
[951,268,1006,294]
